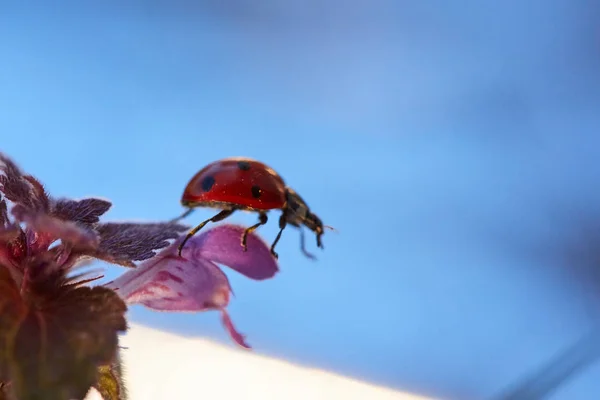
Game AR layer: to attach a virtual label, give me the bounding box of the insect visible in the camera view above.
[171,157,330,259]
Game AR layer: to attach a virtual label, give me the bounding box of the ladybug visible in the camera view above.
[172,157,328,259]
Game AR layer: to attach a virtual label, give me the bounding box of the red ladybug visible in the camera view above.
[172,157,328,259]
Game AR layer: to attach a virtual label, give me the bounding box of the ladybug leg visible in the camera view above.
[269,213,288,259]
[298,229,317,260]
[241,212,268,252]
[169,208,195,224]
[316,231,324,249]
[178,209,235,256]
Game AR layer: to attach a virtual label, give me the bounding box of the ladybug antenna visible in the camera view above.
[169,208,195,224]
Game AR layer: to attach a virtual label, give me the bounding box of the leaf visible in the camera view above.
[0,382,16,400]
[0,196,8,227]
[51,198,112,225]
[90,222,189,267]
[0,262,128,400]
[22,176,50,212]
[0,153,48,212]
[94,351,128,400]
[0,228,27,267]
[11,204,99,253]
[0,264,23,396]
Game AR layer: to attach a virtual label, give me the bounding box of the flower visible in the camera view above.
[0,152,279,400]
[105,224,279,349]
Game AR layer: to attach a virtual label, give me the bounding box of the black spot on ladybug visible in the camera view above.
[237,161,251,171]
[251,185,262,198]
[201,176,215,192]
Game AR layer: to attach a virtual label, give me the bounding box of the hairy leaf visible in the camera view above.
[0,154,48,212]
[11,204,99,253]
[22,176,49,212]
[0,262,127,400]
[0,228,26,268]
[51,198,112,225]
[0,264,23,394]
[0,197,8,227]
[94,352,127,400]
[91,222,189,267]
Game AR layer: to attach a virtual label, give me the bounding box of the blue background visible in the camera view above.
[1,2,600,399]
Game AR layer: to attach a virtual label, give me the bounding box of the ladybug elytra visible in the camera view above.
[172,157,328,259]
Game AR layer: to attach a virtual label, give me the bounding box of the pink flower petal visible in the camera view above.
[221,310,250,349]
[104,224,279,348]
[179,224,279,280]
[105,251,251,348]
[106,255,230,312]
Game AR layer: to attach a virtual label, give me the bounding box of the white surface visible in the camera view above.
[85,323,436,400]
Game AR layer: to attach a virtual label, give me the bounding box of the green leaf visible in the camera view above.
[0,263,128,400]
[95,351,128,400]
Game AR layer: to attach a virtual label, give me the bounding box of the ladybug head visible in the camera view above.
[303,210,324,248]
[284,188,325,248]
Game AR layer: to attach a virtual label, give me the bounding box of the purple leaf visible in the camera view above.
[11,204,99,252]
[0,153,49,212]
[0,227,27,268]
[51,198,112,225]
[23,175,50,211]
[90,222,189,267]
[0,224,19,243]
[0,196,9,226]
[178,224,279,280]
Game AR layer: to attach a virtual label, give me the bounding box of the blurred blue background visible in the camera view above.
[1,1,600,399]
